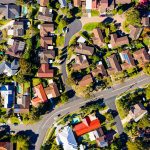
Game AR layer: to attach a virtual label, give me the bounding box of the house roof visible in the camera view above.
[13,21,24,37]
[40,37,53,50]
[56,126,78,150]
[0,84,14,108]
[133,48,150,64]
[73,115,101,136]
[37,64,54,78]
[40,24,54,37]
[38,7,53,22]
[72,55,89,71]
[32,84,48,107]
[110,33,129,48]
[93,28,105,46]
[141,17,150,26]
[6,40,25,58]
[79,74,93,87]
[0,59,19,76]
[44,82,60,99]
[129,25,143,40]
[58,0,67,8]
[40,0,49,6]
[129,103,147,122]
[100,0,108,13]
[0,0,16,4]
[75,43,94,56]
[107,54,122,75]
[0,142,13,150]
[40,50,55,63]
[120,50,135,70]
[8,4,20,19]
[92,63,107,77]
[73,0,81,7]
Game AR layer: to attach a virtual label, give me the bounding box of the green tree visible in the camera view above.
[11,134,29,150]
[127,140,144,150]
[125,8,141,27]
[60,93,69,103]
[143,63,150,75]
[145,85,150,100]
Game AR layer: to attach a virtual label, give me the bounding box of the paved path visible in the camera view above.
[8,74,150,150]
[80,16,107,26]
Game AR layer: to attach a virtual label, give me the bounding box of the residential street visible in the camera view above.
[8,74,150,150]
[61,19,82,91]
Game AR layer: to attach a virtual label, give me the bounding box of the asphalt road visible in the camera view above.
[8,74,150,150]
[61,19,82,91]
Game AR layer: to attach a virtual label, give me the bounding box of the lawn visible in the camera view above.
[83,22,100,31]
[91,10,100,16]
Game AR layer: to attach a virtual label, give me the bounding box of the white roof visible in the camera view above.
[56,126,77,150]
[7,38,14,46]
[77,36,86,43]
[7,29,14,36]
[89,131,96,141]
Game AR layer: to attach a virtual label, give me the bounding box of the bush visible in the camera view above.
[91,10,99,16]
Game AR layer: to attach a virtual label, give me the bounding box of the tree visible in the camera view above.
[143,63,150,75]
[60,93,69,103]
[145,85,150,100]
[11,134,29,150]
[125,8,141,27]
[127,140,144,150]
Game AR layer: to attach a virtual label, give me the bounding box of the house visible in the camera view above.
[109,33,129,48]
[141,17,150,26]
[39,0,49,6]
[129,25,143,40]
[14,84,30,114]
[115,0,131,4]
[59,0,67,8]
[0,4,20,19]
[38,7,53,22]
[72,55,89,71]
[129,103,147,122]
[88,128,108,147]
[6,39,25,58]
[8,21,24,37]
[31,84,48,107]
[107,54,122,75]
[79,74,93,87]
[40,37,53,50]
[56,126,78,150]
[133,48,150,66]
[37,63,54,78]
[100,0,108,13]
[75,43,94,56]
[120,50,135,70]
[73,0,81,7]
[0,84,15,109]
[0,59,19,76]
[40,24,54,37]
[73,114,101,136]
[93,28,105,47]
[0,142,13,150]
[40,50,55,63]
[92,61,107,77]
[0,0,16,4]
[44,82,60,99]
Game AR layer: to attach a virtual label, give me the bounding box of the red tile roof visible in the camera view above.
[32,84,47,107]
[73,115,101,136]
[37,64,54,78]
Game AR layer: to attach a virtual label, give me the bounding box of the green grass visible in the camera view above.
[56,35,65,47]
[0,20,11,25]
[32,78,42,86]
[91,10,100,16]
[83,22,100,31]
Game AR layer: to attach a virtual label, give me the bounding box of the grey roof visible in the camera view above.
[0,0,16,4]
[0,59,19,76]
[0,4,20,19]
[59,0,67,8]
